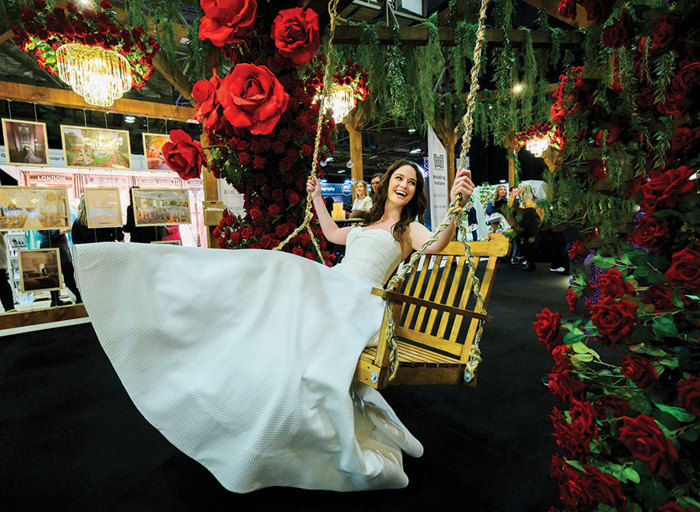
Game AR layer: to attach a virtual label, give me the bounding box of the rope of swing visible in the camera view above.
[383,0,491,383]
[273,0,340,262]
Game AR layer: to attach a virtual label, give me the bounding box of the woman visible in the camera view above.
[72,160,474,494]
[485,185,507,216]
[349,180,372,218]
[71,194,124,245]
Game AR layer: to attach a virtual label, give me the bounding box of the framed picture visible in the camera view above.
[84,187,123,228]
[2,118,49,166]
[18,248,63,293]
[151,240,182,245]
[0,186,70,231]
[142,133,172,171]
[61,125,131,170]
[132,188,191,226]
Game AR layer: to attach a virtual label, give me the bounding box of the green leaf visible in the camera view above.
[596,504,616,512]
[657,356,679,369]
[627,502,643,512]
[631,325,652,346]
[652,316,678,338]
[647,269,668,284]
[629,250,650,266]
[679,423,700,442]
[572,353,595,362]
[592,255,616,269]
[638,478,670,509]
[677,496,700,509]
[653,402,695,423]
[670,288,685,308]
[623,467,640,484]
[565,459,585,472]
[563,332,586,345]
[630,394,653,415]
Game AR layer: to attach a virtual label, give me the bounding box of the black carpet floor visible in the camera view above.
[0,263,568,512]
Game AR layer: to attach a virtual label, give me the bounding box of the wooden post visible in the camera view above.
[438,124,458,190]
[344,102,371,197]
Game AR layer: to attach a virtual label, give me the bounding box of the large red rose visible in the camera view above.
[218,64,289,135]
[198,0,257,47]
[651,14,681,50]
[593,394,629,421]
[533,307,562,352]
[639,166,696,213]
[557,0,576,20]
[601,10,633,49]
[642,284,675,311]
[578,465,626,510]
[620,354,659,387]
[670,126,700,156]
[568,240,586,261]
[566,288,578,312]
[579,0,612,24]
[551,400,598,461]
[162,130,206,181]
[595,268,636,299]
[665,247,700,289]
[677,375,700,417]
[590,297,638,347]
[271,8,320,65]
[192,69,223,132]
[619,414,679,475]
[548,370,587,402]
[630,215,671,252]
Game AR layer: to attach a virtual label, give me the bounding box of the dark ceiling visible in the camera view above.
[0,0,572,184]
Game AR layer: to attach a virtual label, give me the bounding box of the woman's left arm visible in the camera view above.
[410,169,475,254]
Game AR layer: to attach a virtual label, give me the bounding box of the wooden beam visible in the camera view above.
[0,81,196,121]
[334,25,583,47]
[0,304,87,330]
[0,29,13,45]
[152,53,194,102]
[518,0,591,29]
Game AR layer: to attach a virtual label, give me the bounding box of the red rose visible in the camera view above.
[192,69,223,132]
[286,190,301,206]
[630,215,671,252]
[660,62,700,114]
[590,297,638,347]
[579,0,612,24]
[275,223,291,239]
[272,141,286,154]
[595,268,635,299]
[271,8,320,66]
[551,345,572,373]
[198,0,257,47]
[658,502,696,512]
[548,370,587,402]
[593,394,628,421]
[670,127,700,157]
[99,0,112,8]
[566,288,578,312]
[642,284,676,312]
[267,204,281,217]
[271,188,284,202]
[33,0,46,9]
[578,465,626,509]
[568,240,586,261]
[651,14,680,50]
[620,354,659,387]
[557,0,576,20]
[240,226,253,239]
[258,234,273,249]
[253,155,266,169]
[533,307,562,352]
[551,400,598,461]
[640,166,696,213]
[601,10,633,49]
[292,247,304,257]
[590,160,607,182]
[619,414,679,475]
[229,230,241,244]
[162,130,205,181]
[253,173,266,186]
[677,375,700,417]
[218,64,289,135]
[665,247,700,289]
[238,152,251,165]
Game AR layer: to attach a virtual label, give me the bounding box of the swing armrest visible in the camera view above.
[370,288,493,322]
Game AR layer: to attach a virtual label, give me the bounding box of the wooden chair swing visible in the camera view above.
[275,0,503,389]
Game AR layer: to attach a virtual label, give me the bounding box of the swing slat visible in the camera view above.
[355,234,510,389]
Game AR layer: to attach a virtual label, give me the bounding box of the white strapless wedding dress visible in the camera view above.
[73,227,422,493]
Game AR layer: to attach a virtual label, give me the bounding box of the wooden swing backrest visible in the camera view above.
[356,234,510,388]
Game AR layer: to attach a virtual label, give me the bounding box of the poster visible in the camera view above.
[427,125,449,227]
[18,248,63,292]
[2,118,49,166]
[84,187,123,228]
[142,133,171,171]
[132,188,191,226]
[0,186,70,231]
[61,125,131,169]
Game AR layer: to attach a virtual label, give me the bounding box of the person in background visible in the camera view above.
[466,201,478,241]
[350,180,372,218]
[507,186,523,264]
[485,185,507,216]
[0,234,15,312]
[38,229,82,306]
[370,173,382,199]
[516,183,543,272]
[123,186,162,244]
[71,194,124,244]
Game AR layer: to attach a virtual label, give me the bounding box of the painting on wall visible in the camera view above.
[2,118,49,166]
[61,125,131,169]
[0,186,70,231]
[142,133,172,171]
[84,187,123,228]
[132,188,191,226]
[18,248,63,292]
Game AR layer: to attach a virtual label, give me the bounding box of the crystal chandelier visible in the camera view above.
[56,43,133,107]
[526,136,550,157]
[83,130,124,154]
[319,83,355,124]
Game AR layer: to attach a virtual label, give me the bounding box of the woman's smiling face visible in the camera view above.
[386,164,417,208]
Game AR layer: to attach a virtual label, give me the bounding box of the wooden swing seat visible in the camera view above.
[354,233,510,389]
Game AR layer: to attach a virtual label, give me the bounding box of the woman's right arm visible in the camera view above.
[306,177,353,245]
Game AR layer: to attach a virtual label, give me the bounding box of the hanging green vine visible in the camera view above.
[186,1,209,83]
[385,26,412,120]
[415,14,444,130]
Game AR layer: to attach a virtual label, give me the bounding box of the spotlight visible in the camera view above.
[512,83,524,94]
[326,156,334,162]
[124,115,136,124]
[409,147,421,154]
[408,128,416,134]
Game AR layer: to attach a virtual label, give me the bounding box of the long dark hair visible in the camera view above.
[362,159,427,243]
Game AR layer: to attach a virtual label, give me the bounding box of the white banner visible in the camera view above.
[217,178,246,218]
[427,125,449,225]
